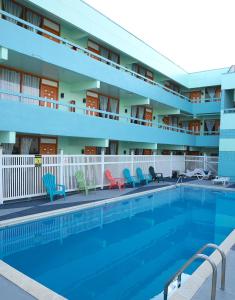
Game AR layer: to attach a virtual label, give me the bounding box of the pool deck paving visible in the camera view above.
[1,177,234,222]
[0,179,183,221]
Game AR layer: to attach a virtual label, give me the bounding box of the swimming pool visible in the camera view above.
[1,185,235,300]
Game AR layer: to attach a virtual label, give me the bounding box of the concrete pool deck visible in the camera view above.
[1,177,235,222]
[0,179,182,221]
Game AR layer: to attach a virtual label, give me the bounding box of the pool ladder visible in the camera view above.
[163,243,226,300]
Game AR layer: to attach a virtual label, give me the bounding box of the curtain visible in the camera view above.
[171,117,178,128]
[132,64,138,73]
[110,52,119,64]
[131,106,137,123]
[109,98,118,119]
[137,106,145,119]
[139,67,146,77]
[0,68,20,101]
[3,0,22,24]
[182,121,188,130]
[22,74,40,105]
[26,10,42,30]
[207,87,215,100]
[2,143,14,154]
[100,47,109,63]
[21,138,33,154]
[110,142,117,155]
[205,120,215,133]
[99,95,108,117]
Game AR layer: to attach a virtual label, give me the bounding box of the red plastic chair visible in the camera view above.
[105,169,125,190]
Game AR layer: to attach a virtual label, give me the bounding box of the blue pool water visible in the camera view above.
[1,186,235,300]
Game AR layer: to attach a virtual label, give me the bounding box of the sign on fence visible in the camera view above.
[34,155,42,167]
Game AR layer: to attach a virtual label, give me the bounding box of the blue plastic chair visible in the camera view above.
[42,173,66,202]
[123,168,140,187]
[136,167,152,184]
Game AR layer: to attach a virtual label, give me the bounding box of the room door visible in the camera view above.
[40,143,57,155]
[143,149,152,155]
[85,146,97,155]
[189,91,201,102]
[86,95,99,116]
[42,18,60,43]
[144,108,153,126]
[40,84,58,108]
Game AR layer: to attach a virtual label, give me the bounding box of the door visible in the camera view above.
[144,108,153,126]
[40,84,58,108]
[42,18,60,43]
[143,149,152,155]
[163,116,170,129]
[40,143,57,155]
[189,91,201,102]
[215,87,221,100]
[85,146,97,155]
[189,120,200,135]
[86,95,99,116]
[88,40,101,61]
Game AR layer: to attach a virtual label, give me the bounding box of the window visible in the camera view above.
[86,91,119,119]
[132,64,153,81]
[88,40,120,64]
[12,136,39,154]
[105,141,118,155]
[0,66,57,105]
[2,0,60,37]
[0,68,20,101]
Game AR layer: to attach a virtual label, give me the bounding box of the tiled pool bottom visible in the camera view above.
[1,186,235,300]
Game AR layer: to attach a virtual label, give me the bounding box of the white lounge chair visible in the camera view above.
[212,176,230,186]
[179,169,201,179]
[194,168,212,180]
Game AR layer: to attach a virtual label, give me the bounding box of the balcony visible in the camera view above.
[0,10,219,115]
[0,90,219,148]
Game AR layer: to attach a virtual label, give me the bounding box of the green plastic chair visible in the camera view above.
[42,173,66,202]
[75,170,96,195]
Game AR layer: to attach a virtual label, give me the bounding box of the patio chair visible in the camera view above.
[179,169,201,180]
[212,176,230,186]
[149,166,164,182]
[105,169,125,190]
[75,170,96,195]
[42,173,66,202]
[136,167,152,184]
[123,168,140,187]
[194,168,212,180]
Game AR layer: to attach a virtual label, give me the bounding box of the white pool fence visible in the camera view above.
[0,150,218,203]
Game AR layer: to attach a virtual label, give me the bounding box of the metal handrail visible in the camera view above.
[196,243,226,290]
[164,253,217,300]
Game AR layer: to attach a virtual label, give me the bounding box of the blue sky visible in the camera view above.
[84,0,235,72]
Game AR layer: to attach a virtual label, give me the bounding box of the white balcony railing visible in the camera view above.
[0,9,220,104]
[0,89,220,136]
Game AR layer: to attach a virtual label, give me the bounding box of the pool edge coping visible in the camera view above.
[170,229,235,300]
[0,260,67,300]
[0,184,176,228]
